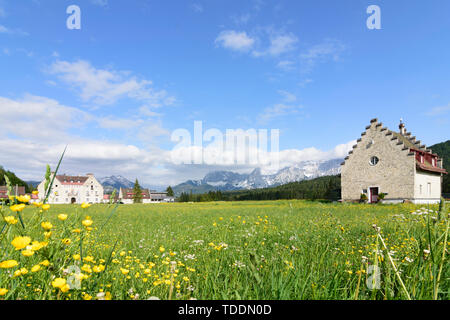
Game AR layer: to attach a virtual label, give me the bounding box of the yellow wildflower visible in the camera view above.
[16,195,30,203]
[22,249,35,257]
[81,264,93,273]
[83,256,94,262]
[52,278,66,289]
[82,293,92,300]
[30,241,47,251]
[60,284,70,293]
[0,288,8,296]
[58,214,68,221]
[4,216,18,225]
[40,260,50,267]
[81,202,91,209]
[41,221,53,230]
[82,217,93,227]
[10,204,26,212]
[31,265,41,272]
[11,236,31,250]
[42,204,50,211]
[0,260,18,269]
[93,265,105,273]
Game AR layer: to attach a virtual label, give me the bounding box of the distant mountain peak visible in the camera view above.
[98,175,134,193]
[173,158,343,195]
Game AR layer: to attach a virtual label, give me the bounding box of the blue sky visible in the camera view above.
[0,0,449,187]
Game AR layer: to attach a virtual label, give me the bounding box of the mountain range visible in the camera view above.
[172,158,342,195]
[97,175,135,193]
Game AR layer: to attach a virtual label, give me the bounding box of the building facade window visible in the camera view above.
[369,156,379,166]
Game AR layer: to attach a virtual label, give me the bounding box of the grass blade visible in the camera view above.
[43,145,67,204]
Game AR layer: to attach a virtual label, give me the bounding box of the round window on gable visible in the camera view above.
[370,156,379,166]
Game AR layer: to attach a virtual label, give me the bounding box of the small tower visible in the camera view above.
[399,118,406,135]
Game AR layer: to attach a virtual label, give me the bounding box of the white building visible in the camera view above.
[118,188,174,204]
[37,173,104,204]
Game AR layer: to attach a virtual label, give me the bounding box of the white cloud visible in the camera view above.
[259,103,303,122]
[300,39,345,72]
[47,60,175,107]
[0,94,90,141]
[277,90,297,102]
[191,3,203,13]
[168,138,354,177]
[426,103,450,116]
[258,90,302,122]
[97,117,143,130]
[254,33,298,57]
[276,60,295,71]
[215,30,256,52]
[0,24,28,36]
[0,94,173,186]
[139,105,161,117]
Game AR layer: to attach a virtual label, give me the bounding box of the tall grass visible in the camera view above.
[1,199,447,300]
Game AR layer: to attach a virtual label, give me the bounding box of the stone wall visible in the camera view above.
[341,119,416,201]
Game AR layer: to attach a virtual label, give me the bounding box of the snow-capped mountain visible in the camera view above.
[98,175,134,193]
[173,158,343,194]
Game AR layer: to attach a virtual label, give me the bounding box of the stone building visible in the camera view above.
[37,173,104,204]
[341,118,447,204]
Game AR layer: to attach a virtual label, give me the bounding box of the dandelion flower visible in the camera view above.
[58,214,68,221]
[0,288,8,296]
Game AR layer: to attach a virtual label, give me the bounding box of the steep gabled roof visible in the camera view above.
[56,175,89,185]
[120,188,151,199]
[341,118,447,175]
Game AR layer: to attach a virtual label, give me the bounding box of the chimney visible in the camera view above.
[399,118,406,135]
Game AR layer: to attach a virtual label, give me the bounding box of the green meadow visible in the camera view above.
[0,200,448,300]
